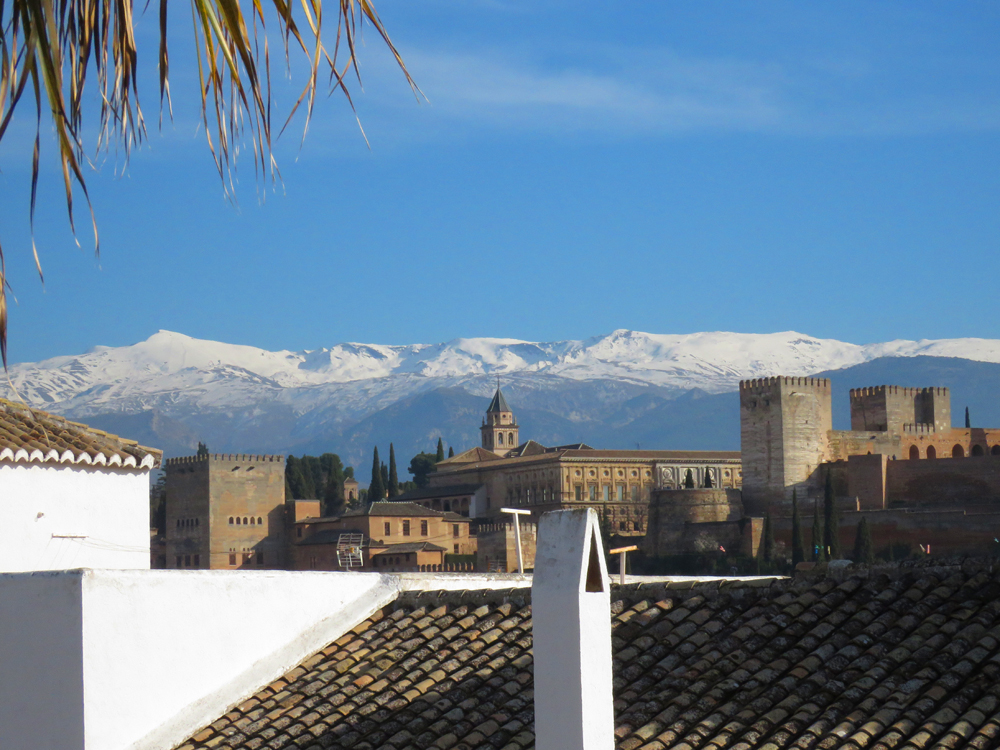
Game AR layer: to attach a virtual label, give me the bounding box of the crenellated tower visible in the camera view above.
[481,383,519,456]
[739,377,833,512]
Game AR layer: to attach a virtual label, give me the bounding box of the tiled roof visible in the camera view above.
[371,542,447,555]
[437,447,505,465]
[342,502,463,519]
[487,387,511,413]
[179,560,1000,750]
[0,398,161,469]
[392,484,483,502]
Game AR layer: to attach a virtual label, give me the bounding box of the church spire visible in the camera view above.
[481,378,518,456]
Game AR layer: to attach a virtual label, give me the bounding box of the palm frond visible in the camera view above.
[0,0,416,369]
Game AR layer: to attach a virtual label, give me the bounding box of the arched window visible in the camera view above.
[243,517,249,525]
[498,433,504,446]
[250,517,255,525]
[972,444,985,457]
[953,444,965,458]
[909,445,920,460]
[229,517,234,525]
[258,517,263,525]
[927,446,936,459]
[508,432,514,444]
[236,517,241,525]
[195,518,199,527]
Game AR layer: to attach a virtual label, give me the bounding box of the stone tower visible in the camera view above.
[739,377,832,513]
[481,383,519,456]
[850,386,951,433]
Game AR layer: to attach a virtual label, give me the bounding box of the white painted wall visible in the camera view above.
[532,509,615,750]
[0,463,151,572]
[0,569,400,750]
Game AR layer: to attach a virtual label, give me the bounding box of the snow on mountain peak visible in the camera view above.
[10,329,1000,419]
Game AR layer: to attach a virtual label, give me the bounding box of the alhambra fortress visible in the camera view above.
[152,374,1000,572]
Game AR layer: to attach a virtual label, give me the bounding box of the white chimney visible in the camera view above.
[532,508,614,750]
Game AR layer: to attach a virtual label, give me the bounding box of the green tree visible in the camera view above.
[380,462,389,492]
[388,444,400,498]
[197,442,209,458]
[408,452,438,488]
[823,470,841,559]
[448,446,455,458]
[286,456,312,500]
[436,438,446,463]
[791,489,805,566]
[0,0,414,368]
[854,517,875,565]
[369,447,385,504]
[966,406,971,428]
[683,469,695,488]
[704,469,714,488]
[812,501,826,563]
[762,511,775,564]
[299,456,320,498]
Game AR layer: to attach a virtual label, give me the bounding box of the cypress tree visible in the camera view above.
[762,512,775,563]
[436,438,445,463]
[823,470,841,559]
[854,517,874,565]
[448,446,455,458]
[704,470,714,488]
[388,444,399,498]
[791,489,805,566]
[381,462,389,491]
[966,406,971,428]
[369,447,384,504]
[812,501,826,562]
[684,469,695,489]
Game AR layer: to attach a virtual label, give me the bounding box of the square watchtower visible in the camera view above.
[850,386,951,434]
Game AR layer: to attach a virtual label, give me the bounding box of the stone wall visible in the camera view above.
[643,488,745,557]
[476,521,537,572]
[885,454,1000,508]
[740,377,832,512]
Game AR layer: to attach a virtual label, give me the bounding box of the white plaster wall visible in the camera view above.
[0,569,401,750]
[0,463,151,572]
[533,509,615,750]
[0,571,86,750]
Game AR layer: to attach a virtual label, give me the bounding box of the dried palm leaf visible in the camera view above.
[0,0,416,368]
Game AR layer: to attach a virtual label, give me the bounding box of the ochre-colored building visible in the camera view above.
[428,385,742,537]
[291,501,474,572]
[164,453,287,569]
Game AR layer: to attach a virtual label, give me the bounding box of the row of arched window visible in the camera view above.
[494,432,515,446]
[176,517,199,529]
[229,516,264,525]
[907,444,1000,459]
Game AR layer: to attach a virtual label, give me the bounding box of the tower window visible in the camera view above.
[498,433,504,446]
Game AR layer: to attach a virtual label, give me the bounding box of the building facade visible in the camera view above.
[164,453,287,569]
[430,385,742,537]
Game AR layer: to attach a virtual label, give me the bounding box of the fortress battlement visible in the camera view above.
[739,377,830,392]
[165,454,285,466]
[903,423,936,434]
[850,386,949,398]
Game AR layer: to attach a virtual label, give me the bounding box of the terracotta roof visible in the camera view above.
[437,446,505,465]
[0,398,161,469]
[371,542,447,555]
[341,502,462,519]
[179,559,1000,750]
[392,484,483,502]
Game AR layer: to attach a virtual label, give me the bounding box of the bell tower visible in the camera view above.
[482,380,519,456]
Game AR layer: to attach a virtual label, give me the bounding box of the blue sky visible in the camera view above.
[1,1,998,364]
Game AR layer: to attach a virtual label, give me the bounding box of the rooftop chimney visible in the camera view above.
[532,508,614,750]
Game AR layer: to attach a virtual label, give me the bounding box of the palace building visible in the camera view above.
[406,385,742,537]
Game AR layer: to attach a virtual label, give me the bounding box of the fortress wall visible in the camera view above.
[772,507,1000,558]
[740,378,832,513]
[885,454,1000,508]
[644,489,744,558]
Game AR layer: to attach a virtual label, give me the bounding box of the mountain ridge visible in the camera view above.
[10,329,1000,467]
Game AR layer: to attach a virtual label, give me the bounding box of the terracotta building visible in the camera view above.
[424,384,742,537]
[291,501,474,572]
[164,453,287,569]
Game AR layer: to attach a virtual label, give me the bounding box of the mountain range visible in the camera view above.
[9,330,1000,472]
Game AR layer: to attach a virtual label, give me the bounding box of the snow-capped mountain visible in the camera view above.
[8,329,1000,464]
